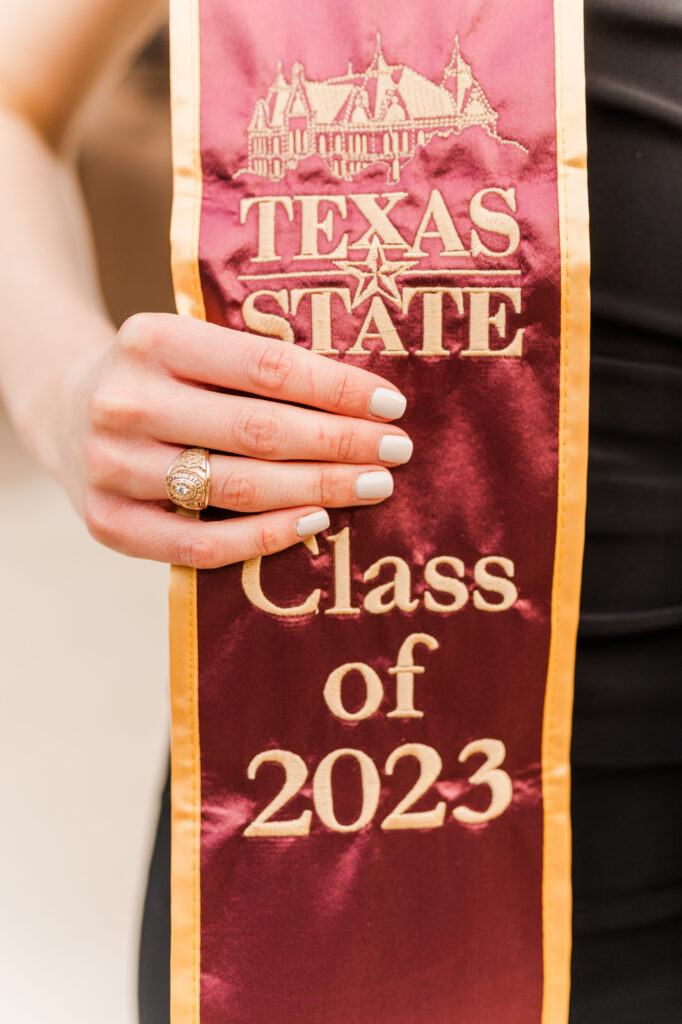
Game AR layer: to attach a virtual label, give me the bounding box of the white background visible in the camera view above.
[0,406,169,1024]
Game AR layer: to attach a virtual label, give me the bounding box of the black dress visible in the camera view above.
[569,1,682,1020]
[138,2,682,1020]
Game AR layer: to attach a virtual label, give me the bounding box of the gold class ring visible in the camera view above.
[165,447,211,510]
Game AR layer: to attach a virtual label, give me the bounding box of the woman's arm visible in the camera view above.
[0,0,411,568]
[0,0,166,473]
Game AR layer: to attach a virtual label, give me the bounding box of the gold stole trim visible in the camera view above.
[169,0,204,1020]
[542,1,590,1021]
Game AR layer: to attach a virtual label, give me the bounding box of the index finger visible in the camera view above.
[144,313,407,421]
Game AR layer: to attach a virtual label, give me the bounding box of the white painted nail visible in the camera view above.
[369,387,407,420]
[295,509,330,538]
[378,435,413,465]
[355,470,394,500]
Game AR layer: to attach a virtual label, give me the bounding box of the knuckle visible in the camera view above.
[334,425,359,462]
[236,409,281,456]
[247,343,295,392]
[329,372,359,412]
[83,492,120,546]
[117,312,161,357]
[83,437,116,489]
[316,465,342,506]
[87,385,115,427]
[181,532,221,569]
[255,521,281,558]
[87,384,144,431]
[216,468,258,510]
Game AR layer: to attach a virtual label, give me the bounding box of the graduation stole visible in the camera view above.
[168,1,590,1021]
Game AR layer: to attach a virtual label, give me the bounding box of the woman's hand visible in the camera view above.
[0,4,410,572]
[65,312,412,568]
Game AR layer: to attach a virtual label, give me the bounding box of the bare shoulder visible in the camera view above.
[0,0,165,144]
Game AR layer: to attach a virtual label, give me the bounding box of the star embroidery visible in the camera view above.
[334,238,419,310]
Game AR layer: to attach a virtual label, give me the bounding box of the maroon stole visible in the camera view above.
[168,1,590,1021]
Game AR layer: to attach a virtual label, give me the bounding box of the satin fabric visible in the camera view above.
[185,2,570,1022]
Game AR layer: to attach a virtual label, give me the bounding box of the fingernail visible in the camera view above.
[378,435,413,465]
[369,387,407,420]
[355,470,394,500]
[296,509,330,538]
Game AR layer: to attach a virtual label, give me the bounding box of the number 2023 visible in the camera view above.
[243,739,513,837]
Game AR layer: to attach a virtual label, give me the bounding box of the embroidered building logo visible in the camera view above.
[240,34,526,183]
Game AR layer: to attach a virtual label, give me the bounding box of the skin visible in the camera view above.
[0,0,412,569]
